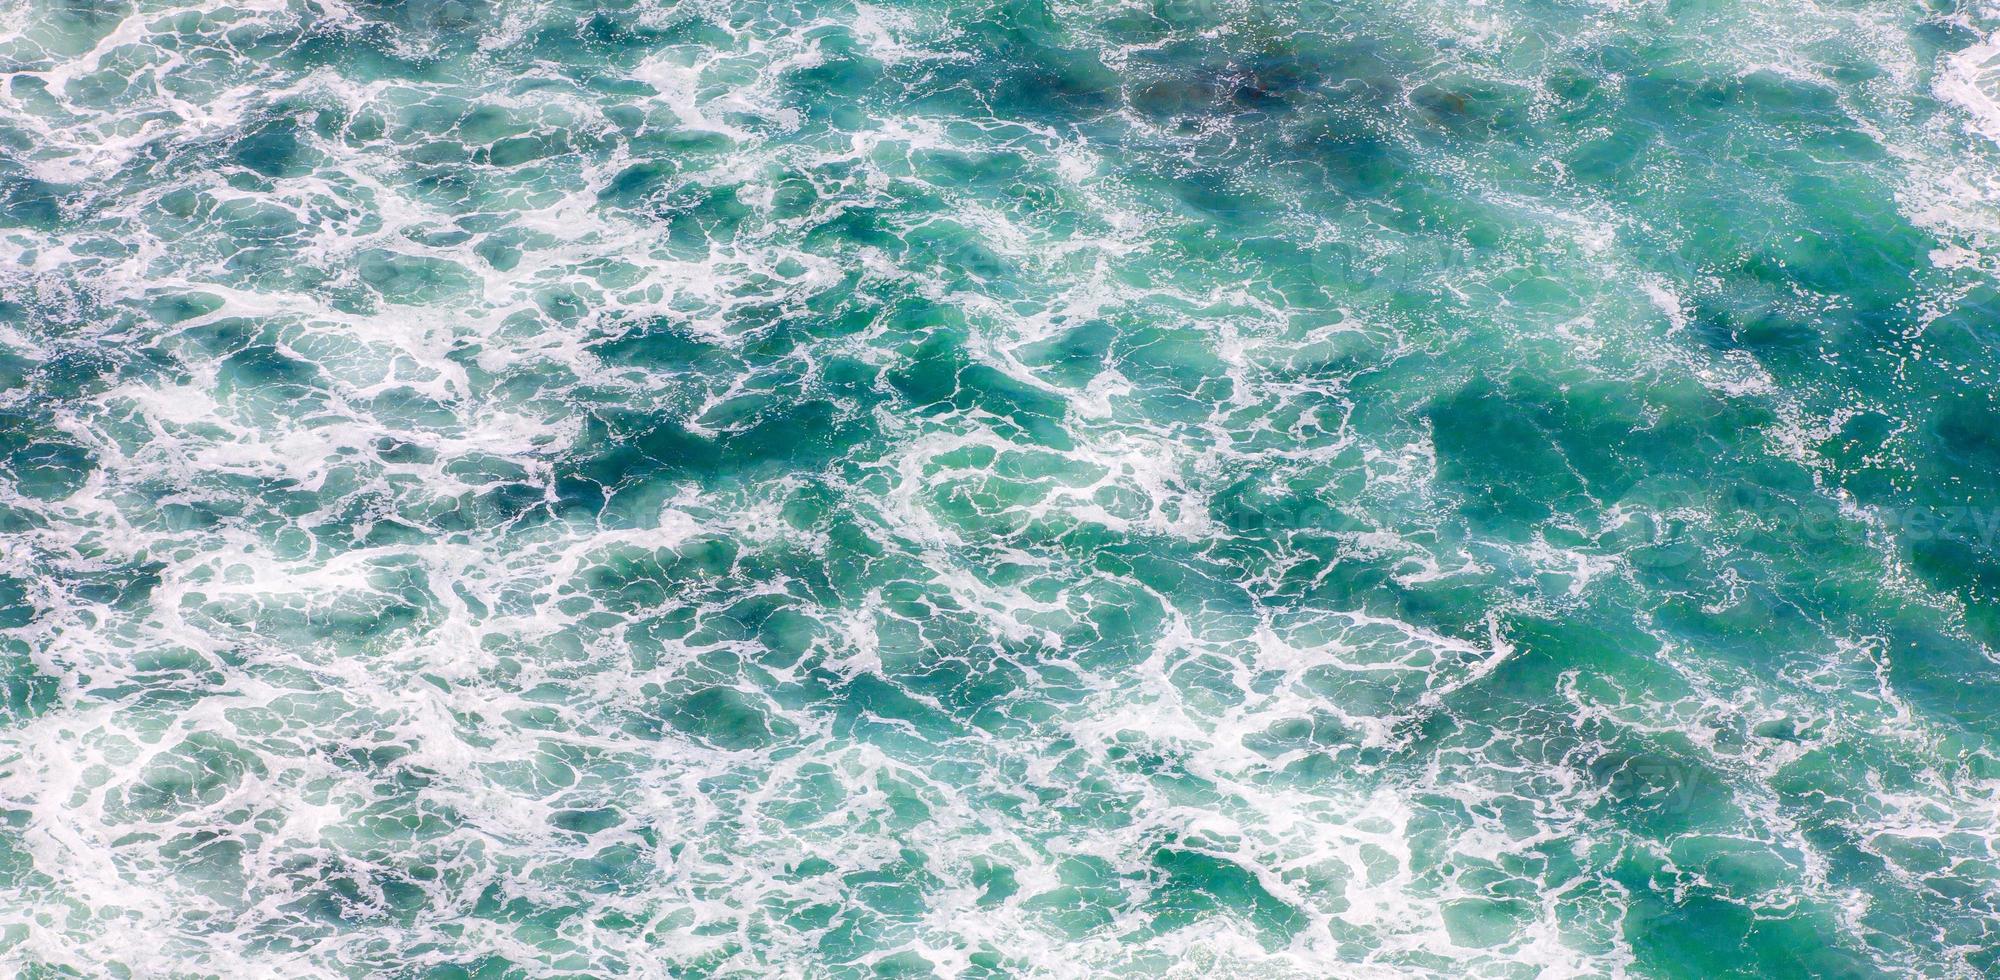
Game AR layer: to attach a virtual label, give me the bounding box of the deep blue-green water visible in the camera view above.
[6,0,2000,975]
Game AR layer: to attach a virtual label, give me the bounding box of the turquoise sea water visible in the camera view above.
[7,0,2000,974]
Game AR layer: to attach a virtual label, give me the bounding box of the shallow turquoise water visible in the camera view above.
[6,0,2000,974]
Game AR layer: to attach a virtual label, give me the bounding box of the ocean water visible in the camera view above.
[7,0,2000,975]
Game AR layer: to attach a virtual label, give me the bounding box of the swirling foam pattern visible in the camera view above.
[5,0,2000,974]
